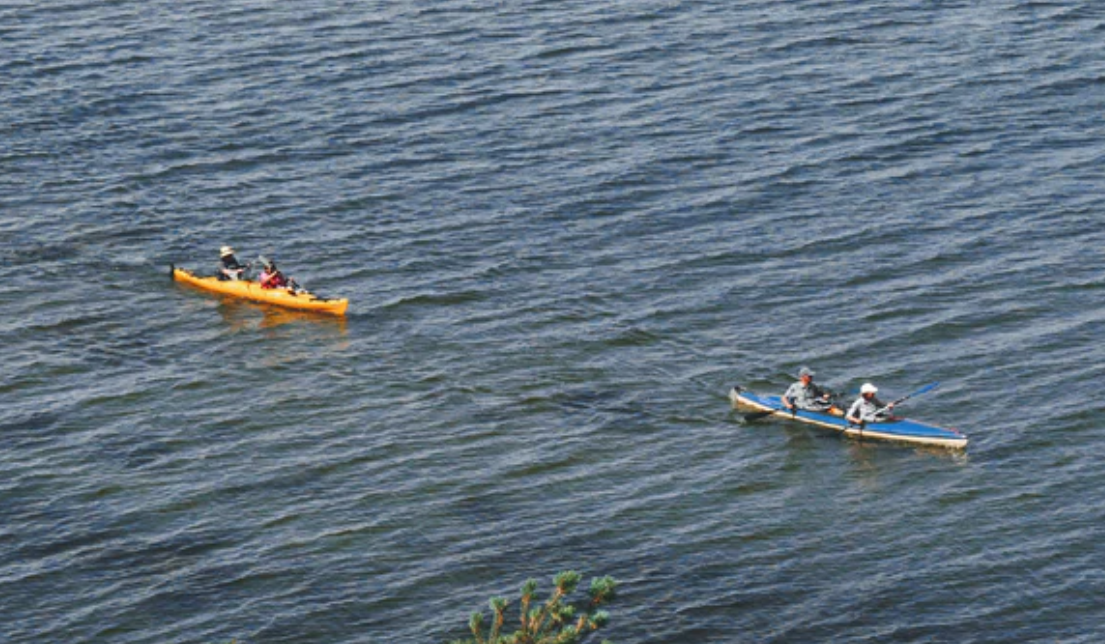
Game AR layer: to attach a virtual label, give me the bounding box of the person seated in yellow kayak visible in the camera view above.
[782,367,844,416]
[846,383,896,426]
[218,246,248,281]
[257,257,300,291]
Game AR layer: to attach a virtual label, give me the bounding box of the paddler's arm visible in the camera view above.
[781,384,797,410]
[845,400,864,426]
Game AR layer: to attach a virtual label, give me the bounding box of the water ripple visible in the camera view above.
[2,1,1105,642]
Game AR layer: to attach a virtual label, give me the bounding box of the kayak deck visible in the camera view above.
[730,386,968,449]
[172,266,348,316]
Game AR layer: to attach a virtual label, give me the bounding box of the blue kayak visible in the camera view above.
[730,386,968,449]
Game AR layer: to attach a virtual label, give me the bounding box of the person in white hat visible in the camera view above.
[782,367,842,416]
[846,383,894,426]
[218,245,247,281]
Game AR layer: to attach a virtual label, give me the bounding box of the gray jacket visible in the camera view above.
[783,381,832,411]
[847,396,888,423]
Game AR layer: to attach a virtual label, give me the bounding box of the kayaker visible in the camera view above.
[782,367,842,416]
[258,257,293,290]
[218,246,247,281]
[846,383,895,426]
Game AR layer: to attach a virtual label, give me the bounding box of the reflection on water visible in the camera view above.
[838,437,971,469]
[8,0,1101,639]
[259,306,348,332]
[214,296,348,334]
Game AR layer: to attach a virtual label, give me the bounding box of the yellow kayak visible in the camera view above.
[172,266,349,316]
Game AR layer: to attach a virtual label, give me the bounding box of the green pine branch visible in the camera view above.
[451,571,618,644]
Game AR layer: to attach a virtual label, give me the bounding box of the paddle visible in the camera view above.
[875,381,940,416]
[743,409,777,422]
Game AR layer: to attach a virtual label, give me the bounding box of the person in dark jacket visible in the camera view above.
[218,246,247,281]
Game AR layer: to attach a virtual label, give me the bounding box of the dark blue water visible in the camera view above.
[3,1,1104,642]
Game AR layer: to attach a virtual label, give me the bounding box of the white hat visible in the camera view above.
[799,367,815,378]
[860,383,878,395]
[220,246,235,257]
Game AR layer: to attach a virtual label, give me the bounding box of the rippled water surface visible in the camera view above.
[3,1,1105,642]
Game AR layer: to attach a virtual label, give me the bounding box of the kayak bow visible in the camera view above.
[172,266,348,316]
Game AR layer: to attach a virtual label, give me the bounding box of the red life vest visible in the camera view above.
[260,270,288,289]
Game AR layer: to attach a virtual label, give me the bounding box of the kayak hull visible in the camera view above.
[730,386,968,450]
[172,267,348,316]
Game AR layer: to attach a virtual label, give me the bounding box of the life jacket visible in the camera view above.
[260,270,288,289]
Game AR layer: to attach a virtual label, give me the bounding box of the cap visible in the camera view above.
[861,383,878,395]
[220,246,235,257]
[799,367,815,378]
